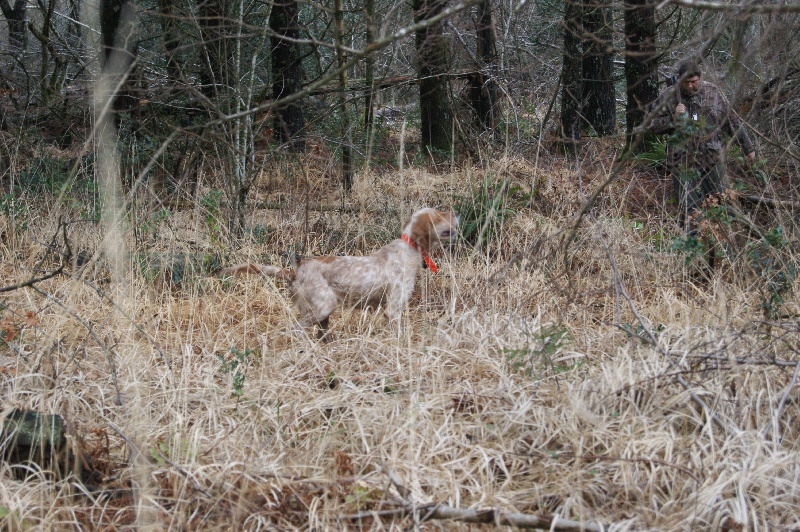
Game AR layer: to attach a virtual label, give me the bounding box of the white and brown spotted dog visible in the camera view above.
[219,208,458,339]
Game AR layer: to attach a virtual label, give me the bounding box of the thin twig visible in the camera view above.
[668,352,799,368]
[0,270,64,294]
[740,195,800,209]
[761,362,800,441]
[30,286,124,407]
[0,220,72,294]
[381,464,411,500]
[592,214,737,436]
[152,450,210,495]
[63,271,173,374]
[368,467,608,530]
[605,368,724,400]
[340,502,607,531]
[546,451,701,483]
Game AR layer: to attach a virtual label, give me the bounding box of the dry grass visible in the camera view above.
[1,146,799,530]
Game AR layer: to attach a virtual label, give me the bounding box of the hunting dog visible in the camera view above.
[219,208,458,339]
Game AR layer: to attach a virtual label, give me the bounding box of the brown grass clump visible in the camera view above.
[1,143,799,530]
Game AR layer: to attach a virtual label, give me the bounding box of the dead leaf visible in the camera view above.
[334,450,354,477]
[1,318,18,342]
[24,311,40,327]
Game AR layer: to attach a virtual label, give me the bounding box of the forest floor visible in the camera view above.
[0,133,798,530]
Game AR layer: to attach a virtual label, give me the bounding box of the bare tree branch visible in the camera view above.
[658,0,800,14]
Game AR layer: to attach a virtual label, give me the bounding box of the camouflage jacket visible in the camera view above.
[649,80,754,173]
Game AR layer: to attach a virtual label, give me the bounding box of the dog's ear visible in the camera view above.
[410,211,435,251]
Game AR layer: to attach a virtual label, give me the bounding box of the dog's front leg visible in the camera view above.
[384,279,416,322]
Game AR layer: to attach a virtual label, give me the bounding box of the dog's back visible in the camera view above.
[218,262,294,282]
[219,208,458,339]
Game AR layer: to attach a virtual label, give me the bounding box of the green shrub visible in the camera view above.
[504,323,573,378]
[0,193,29,233]
[201,189,225,245]
[218,348,252,399]
[632,137,667,169]
[455,177,529,250]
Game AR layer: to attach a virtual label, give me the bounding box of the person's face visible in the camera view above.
[681,75,701,96]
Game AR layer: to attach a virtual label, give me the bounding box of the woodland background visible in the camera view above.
[1,0,800,529]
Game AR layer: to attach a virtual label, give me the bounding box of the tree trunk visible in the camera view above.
[581,0,615,136]
[99,0,117,58]
[334,0,353,191]
[560,0,582,142]
[99,0,138,113]
[623,0,658,150]
[26,0,68,106]
[161,0,182,86]
[271,0,306,151]
[414,0,452,151]
[474,0,499,133]
[227,0,254,238]
[0,0,26,54]
[363,0,376,133]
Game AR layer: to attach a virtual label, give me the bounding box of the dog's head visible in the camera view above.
[405,208,459,252]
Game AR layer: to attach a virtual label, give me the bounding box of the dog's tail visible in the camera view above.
[218,262,295,282]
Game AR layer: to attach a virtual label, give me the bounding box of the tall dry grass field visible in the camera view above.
[1,137,798,530]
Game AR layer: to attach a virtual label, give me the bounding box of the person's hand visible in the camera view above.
[746,151,756,162]
[675,103,687,118]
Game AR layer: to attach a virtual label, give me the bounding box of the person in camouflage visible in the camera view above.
[649,62,755,231]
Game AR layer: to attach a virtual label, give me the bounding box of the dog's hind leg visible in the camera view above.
[316,317,332,342]
[295,286,337,340]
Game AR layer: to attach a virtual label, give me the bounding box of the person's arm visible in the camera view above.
[648,90,681,135]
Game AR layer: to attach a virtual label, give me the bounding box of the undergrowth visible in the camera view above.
[0,140,798,531]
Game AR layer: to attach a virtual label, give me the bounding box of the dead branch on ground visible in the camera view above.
[340,502,607,531]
